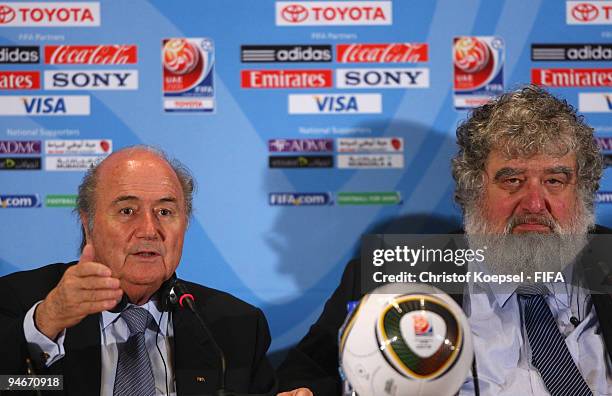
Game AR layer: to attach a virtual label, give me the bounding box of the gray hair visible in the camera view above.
[452,84,602,216]
[76,145,195,251]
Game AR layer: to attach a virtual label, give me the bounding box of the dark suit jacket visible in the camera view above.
[277,228,612,394]
[0,262,277,396]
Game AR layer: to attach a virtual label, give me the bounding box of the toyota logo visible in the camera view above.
[572,3,599,22]
[281,4,308,23]
[0,5,15,24]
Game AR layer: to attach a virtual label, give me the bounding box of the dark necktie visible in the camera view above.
[113,307,156,396]
[517,284,592,396]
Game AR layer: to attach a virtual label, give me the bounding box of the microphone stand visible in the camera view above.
[171,282,278,396]
[178,295,228,395]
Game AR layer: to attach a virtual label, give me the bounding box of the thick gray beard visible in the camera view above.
[464,200,593,278]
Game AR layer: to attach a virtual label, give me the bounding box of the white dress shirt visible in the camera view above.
[459,277,612,396]
[24,300,177,395]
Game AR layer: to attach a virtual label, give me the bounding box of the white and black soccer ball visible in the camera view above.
[339,283,473,396]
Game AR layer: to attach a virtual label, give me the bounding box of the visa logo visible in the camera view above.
[315,95,358,112]
[0,95,90,116]
[289,93,381,115]
[23,97,66,114]
[578,93,612,113]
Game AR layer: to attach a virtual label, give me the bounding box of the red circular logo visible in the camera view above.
[0,5,16,24]
[413,315,431,334]
[163,39,200,75]
[453,37,491,73]
[572,3,599,21]
[281,4,308,23]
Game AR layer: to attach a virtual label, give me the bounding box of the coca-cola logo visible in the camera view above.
[281,4,308,23]
[44,45,138,65]
[163,39,200,75]
[336,43,429,63]
[453,37,491,73]
[572,3,599,21]
[0,5,15,23]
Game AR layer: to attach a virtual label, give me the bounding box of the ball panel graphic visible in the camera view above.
[378,296,461,378]
[340,283,473,396]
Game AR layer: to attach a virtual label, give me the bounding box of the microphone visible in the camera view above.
[168,281,196,311]
[570,316,581,327]
[170,281,228,395]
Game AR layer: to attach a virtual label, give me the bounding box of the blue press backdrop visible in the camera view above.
[1,0,611,353]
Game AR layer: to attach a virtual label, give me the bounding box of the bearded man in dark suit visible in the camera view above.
[277,85,612,395]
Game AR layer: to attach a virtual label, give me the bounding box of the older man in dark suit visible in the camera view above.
[0,146,276,395]
[277,85,612,395]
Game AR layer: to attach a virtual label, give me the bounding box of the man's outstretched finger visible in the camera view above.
[75,244,112,277]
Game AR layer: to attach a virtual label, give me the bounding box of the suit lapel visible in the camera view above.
[592,293,612,363]
[579,236,612,362]
[172,307,222,395]
[63,313,101,395]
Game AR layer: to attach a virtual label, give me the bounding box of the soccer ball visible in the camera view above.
[339,283,473,396]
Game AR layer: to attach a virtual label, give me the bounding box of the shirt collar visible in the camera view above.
[101,299,169,336]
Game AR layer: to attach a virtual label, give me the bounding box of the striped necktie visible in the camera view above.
[113,307,156,396]
[517,284,592,396]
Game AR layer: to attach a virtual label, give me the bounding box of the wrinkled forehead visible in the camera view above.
[96,150,184,203]
[489,132,577,161]
[485,148,578,177]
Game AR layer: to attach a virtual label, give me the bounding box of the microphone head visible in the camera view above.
[170,280,195,310]
[158,275,179,312]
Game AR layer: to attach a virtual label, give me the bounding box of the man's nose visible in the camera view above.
[519,180,547,213]
[135,211,160,239]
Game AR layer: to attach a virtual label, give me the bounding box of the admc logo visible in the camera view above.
[0,4,15,23]
[281,4,308,23]
[572,2,599,21]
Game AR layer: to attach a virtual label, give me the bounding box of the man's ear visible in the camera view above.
[80,211,92,243]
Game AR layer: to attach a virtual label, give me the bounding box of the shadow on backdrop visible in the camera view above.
[267,213,461,367]
[262,119,461,366]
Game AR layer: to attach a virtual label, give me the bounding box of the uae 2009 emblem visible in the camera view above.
[162,38,215,113]
[453,36,504,110]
